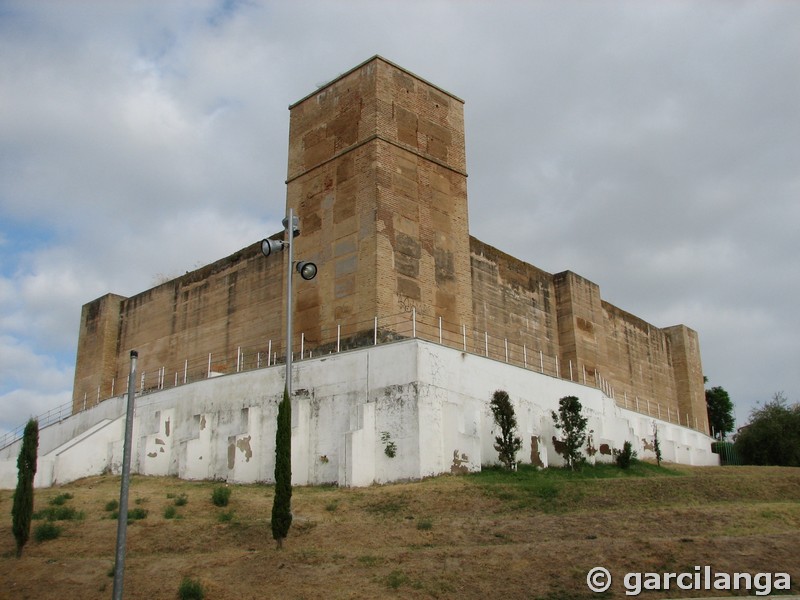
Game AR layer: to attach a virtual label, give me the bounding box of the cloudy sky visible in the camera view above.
[1,0,798,437]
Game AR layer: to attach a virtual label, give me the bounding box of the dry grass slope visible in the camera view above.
[1,464,798,600]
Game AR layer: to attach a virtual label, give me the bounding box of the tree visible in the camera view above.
[12,419,39,557]
[271,387,292,548]
[551,396,588,470]
[706,385,735,440]
[652,422,663,467]
[735,392,800,467]
[490,390,522,470]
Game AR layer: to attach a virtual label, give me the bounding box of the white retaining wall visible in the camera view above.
[0,339,717,489]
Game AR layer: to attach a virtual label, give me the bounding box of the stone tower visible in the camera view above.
[284,56,473,346]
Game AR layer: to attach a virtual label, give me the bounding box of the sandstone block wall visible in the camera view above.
[73,242,285,413]
[285,56,473,345]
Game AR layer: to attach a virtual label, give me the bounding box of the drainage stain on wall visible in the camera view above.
[236,436,253,462]
[228,435,254,469]
[450,450,469,474]
[530,435,544,468]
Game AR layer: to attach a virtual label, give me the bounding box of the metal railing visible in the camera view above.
[2,309,706,450]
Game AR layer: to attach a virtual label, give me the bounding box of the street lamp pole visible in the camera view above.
[284,207,295,396]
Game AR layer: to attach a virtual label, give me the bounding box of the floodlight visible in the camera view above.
[296,261,317,281]
[261,238,285,257]
[282,215,301,238]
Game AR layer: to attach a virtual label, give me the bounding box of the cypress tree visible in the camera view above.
[551,396,588,470]
[490,390,522,470]
[12,418,39,558]
[271,387,292,548]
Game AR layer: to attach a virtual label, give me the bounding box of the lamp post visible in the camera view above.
[261,207,315,549]
[261,207,317,392]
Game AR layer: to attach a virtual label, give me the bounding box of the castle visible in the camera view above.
[0,56,718,489]
[72,56,707,435]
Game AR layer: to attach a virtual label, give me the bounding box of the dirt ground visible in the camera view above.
[0,465,798,600]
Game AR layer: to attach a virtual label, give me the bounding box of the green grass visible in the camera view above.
[386,570,409,589]
[363,494,409,517]
[33,505,84,521]
[217,510,235,523]
[468,462,684,511]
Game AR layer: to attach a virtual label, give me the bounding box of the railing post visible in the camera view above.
[438,316,442,344]
[267,341,272,366]
[301,333,304,359]
[111,378,115,397]
[207,353,212,378]
[504,339,508,362]
[374,316,378,345]
[539,351,544,373]
[569,360,573,381]
[523,345,527,368]
[412,308,416,338]
[555,356,559,378]
[462,324,466,351]
[337,324,341,353]
[484,332,488,357]
[184,360,188,384]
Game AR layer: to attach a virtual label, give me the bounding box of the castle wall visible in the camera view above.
[470,237,560,360]
[69,56,707,438]
[468,238,706,429]
[73,242,286,408]
[72,293,125,412]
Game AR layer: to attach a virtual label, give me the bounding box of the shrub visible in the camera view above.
[217,510,235,523]
[614,441,638,469]
[164,506,178,519]
[416,517,433,531]
[177,577,205,600]
[105,499,119,512]
[49,493,74,506]
[34,522,61,543]
[211,486,231,507]
[174,493,188,507]
[127,508,148,521]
